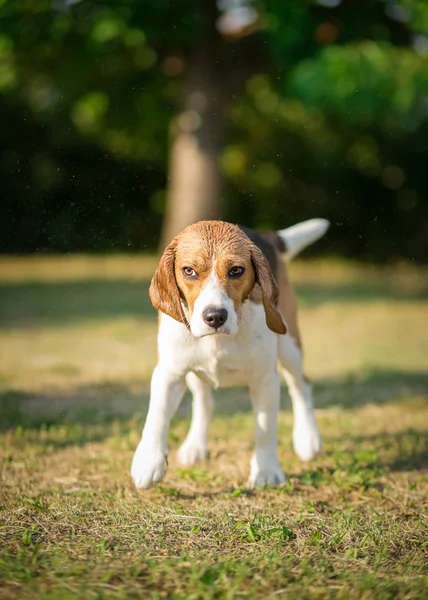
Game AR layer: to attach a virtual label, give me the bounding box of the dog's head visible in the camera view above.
[150,221,286,338]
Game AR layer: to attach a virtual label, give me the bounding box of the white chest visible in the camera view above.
[158,302,278,388]
[192,335,259,388]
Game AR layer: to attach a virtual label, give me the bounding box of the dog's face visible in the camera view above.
[150,221,286,338]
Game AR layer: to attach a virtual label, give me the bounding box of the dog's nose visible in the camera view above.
[202,307,228,329]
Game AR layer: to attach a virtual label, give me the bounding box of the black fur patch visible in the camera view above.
[238,226,286,279]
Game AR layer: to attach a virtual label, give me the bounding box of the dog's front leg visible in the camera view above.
[177,372,214,466]
[131,365,185,489]
[248,371,286,488]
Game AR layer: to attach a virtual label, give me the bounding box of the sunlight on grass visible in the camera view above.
[0,255,427,599]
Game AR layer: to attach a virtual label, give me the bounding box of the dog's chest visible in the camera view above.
[159,302,278,388]
[192,337,256,388]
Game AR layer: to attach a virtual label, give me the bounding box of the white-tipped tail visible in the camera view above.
[278,218,330,260]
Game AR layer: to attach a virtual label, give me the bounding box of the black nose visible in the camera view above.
[202,307,228,329]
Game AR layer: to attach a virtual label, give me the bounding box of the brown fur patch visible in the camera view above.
[276,251,303,349]
[150,238,188,326]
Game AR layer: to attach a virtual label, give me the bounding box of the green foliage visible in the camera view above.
[290,43,428,129]
[1,0,428,259]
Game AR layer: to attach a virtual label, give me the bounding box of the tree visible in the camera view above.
[1,0,428,260]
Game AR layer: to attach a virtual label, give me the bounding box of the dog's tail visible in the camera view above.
[276,218,330,261]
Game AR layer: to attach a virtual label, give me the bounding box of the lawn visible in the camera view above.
[0,255,427,600]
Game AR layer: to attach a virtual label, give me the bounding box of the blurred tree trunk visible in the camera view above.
[160,51,225,248]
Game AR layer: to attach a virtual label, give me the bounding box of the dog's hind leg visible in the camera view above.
[278,334,322,461]
[248,371,286,488]
[177,372,214,466]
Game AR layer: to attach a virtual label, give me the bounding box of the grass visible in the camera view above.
[0,254,427,599]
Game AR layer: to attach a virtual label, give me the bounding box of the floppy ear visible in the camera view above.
[149,239,189,327]
[251,244,287,335]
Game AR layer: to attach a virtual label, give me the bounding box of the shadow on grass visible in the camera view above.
[1,278,427,328]
[295,282,428,308]
[356,430,428,473]
[312,370,428,409]
[0,280,155,328]
[1,374,426,485]
[0,383,150,435]
[1,368,426,432]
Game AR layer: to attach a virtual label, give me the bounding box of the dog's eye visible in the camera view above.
[182,267,198,279]
[228,266,245,279]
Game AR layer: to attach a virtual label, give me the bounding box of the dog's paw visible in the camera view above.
[248,460,286,489]
[293,416,322,461]
[131,440,167,489]
[177,438,208,466]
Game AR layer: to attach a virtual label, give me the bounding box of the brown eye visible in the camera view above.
[228,266,245,279]
[182,267,198,279]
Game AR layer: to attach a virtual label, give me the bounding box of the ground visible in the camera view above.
[0,255,427,600]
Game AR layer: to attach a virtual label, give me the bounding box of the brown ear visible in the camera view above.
[149,239,189,327]
[251,244,287,335]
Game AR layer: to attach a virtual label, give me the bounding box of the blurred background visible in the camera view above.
[1,5,428,592]
[1,0,428,429]
[1,0,428,261]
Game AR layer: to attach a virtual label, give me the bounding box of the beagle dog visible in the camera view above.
[131,218,329,489]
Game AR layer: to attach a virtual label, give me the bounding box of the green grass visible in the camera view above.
[0,255,427,599]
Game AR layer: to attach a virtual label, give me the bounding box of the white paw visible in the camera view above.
[293,417,322,461]
[248,457,286,489]
[177,438,208,466]
[131,440,167,489]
